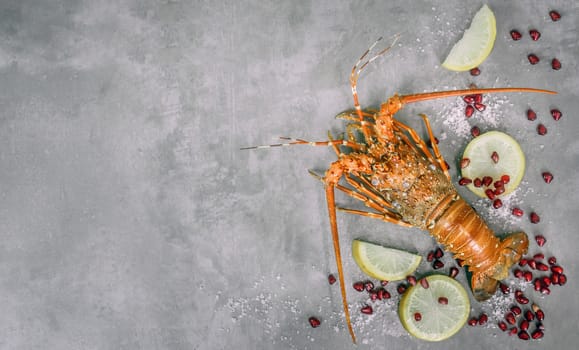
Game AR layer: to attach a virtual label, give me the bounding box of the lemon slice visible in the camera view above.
[399,275,470,342]
[461,131,525,198]
[352,239,421,281]
[442,4,496,71]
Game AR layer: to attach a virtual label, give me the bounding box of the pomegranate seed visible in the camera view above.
[534,309,545,322]
[482,176,493,187]
[548,256,557,265]
[438,297,448,305]
[551,58,562,70]
[542,171,554,184]
[525,310,535,321]
[527,54,540,65]
[380,280,389,286]
[471,126,481,137]
[468,318,478,326]
[474,102,486,112]
[551,273,560,285]
[519,259,528,267]
[420,278,429,289]
[485,189,496,200]
[460,158,470,169]
[463,95,476,104]
[473,178,482,187]
[493,199,503,209]
[516,294,529,305]
[526,109,537,121]
[530,212,540,224]
[353,281,365,292]
[537,322,545,331]
[397,284,407,294]
[308,316,321,328]
[549,10,561,21]
[498,321,508,331]
[559,273,567,285]
[537,123,547,135]
[369,290,378,301]
[414,312,422,321]
[514,269,524,278]
[474,94,483,103]
[493,179,504,189]
[542,276,551,287]
[449,267,459,278]
[537,263,549,272]
[518,330,530,340]
[328,274,336,285]
[551,108,562,121]
[458,177,472,186]
[541,286,551,295]
[510,30,522,41]
[379,289,391,300]
[478,313,488,325]
[470,67,481,76]
[434,247,444,259]
[529,29,541,41]
[433,260,444,269]
[535,235,546,246]
[534,278,542,291]
[501,174,510,184]
[499,282,510,294]
[494,186,505,196]
[528,260,537,270]
[523,271,533,282]
[426,251,435,262]
[361,305,373,315]
[509,327,518,336]
[532,330,544,340]
[465,105,475,118]
[505,312,517,325]
[511,305,522,316]
[406,276,417,286]
[491,151,499,163]
[533,253,545,260]
[551,265,563,274]
[364,281,374,292]
[512,207,524,217]
[520,319,530,331]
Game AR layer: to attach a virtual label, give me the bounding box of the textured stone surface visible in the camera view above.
[1,1,578,349]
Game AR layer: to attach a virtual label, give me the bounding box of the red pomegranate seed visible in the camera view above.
[518,259,528,267]
[516,294,529,305]
[473,178,482,187]
[520,319,530,331]
[542,171,554,184]
[369,290,379,301]
[438,296,448,305]
[397,284,407,294]
[491,151,499,163]
[534,253,545,260]
[433,260,444,269]
[414,312,422,321]
[514,269,524,278]
[406,276,417,286]
[379,289,391,300]
[530,212,540,224]
[510,30,522,40]
[364,281,374,292]
[494,180,504,189]
[528,260,537,270]
[459,177,472,186]
[460,158,470,169]
[449,267,459,278]
[501,174,510,184]
[528,54,540,65]
[551,272,560,285]
[525,310,534,321]
[499,282,510,294]
[498,321,508,331]
[474,103,486,112]
[533,305,545,321]
[529,29,541,41]
[505,312,517,325]
[532,330,544,340]
[541,286,551,295]
[548,256,557,265]
[485,189,496,200]
[434,247,444,259]
[308,316,321,328]
[470,67,481,76]
[471,126,481,137]
[542,276,551,287]
[463,95,476,104]
[537,123,547,135]
[328,274,336,285]
[512,207,524,217]
[494,186,505,196]
[551,265,563,274]
[420,278,429,289]
[482,176,493,187]
[535,235,546,246]
[534,278,542,291]
[426,251,435,262]
[465,105,475,118]
[478,313,488,325]
[474,94,483,103]
[518,330,530,340]
[551,108,562,121]
[353,281,365,292]
[551,58,562,70]
[493,199,503,209]
[526,109,537,121]
[537,263,549,272]
[361,305,373,315]
[509,327,518,336]
[511,305,522,316]
[549,10,561,21]
[559,273,567,285]
[468,318,478,326]
[380,280,389,286]
[523,271,533,282]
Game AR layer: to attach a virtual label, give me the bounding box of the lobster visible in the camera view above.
[244,37,556,343]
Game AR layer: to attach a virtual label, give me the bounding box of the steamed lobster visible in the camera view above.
[245,37,556,343]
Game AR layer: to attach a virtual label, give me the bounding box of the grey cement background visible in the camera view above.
[1,0,578,349]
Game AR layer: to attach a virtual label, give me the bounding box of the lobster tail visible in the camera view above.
[429,197,529,301]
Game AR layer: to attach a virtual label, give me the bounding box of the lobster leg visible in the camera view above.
[419,113,450,180]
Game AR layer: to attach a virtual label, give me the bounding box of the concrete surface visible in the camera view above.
[0,0,578,349]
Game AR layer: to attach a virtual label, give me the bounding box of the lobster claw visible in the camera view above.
[471,232,529,301]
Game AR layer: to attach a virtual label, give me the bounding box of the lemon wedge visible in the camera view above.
[442,4,496,71]
[352,239,421,281]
